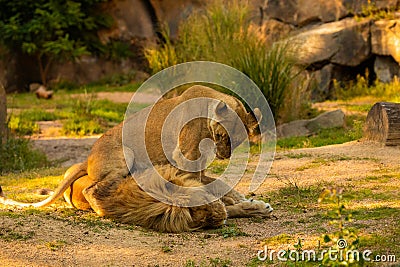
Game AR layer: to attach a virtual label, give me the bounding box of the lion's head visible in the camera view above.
[209,97,262,159]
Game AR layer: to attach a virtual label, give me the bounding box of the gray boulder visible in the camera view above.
[291,18,371,66]
[149,0,203,38]
[371,20,400,63]
[264,0,348,26]
[261,19,294,43]
[98,0,156,41]
[276,109,345,138]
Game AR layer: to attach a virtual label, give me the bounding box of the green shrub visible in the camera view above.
[8,116,40,136]
[334,75,400,101]
[62,117,103,136]
[0,137,49,174]
[145,0,304,120]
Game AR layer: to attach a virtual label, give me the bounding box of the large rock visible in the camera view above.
[276,109,345,138]
[149,0,203,38]
[261,19,294,43]
[291,18,371,66]
[49,56,140,86]
[264,0,400,26]
[98,0,156,42]
[371,20,400,63]
[264,0,348,26]
[374,56,400,83]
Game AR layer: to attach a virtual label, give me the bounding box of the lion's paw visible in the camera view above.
[225,199,273,218]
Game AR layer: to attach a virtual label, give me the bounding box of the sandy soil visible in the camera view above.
[1,139,399,266]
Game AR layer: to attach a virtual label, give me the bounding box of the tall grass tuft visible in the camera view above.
[0,137,49,174]
[145,0,306,121]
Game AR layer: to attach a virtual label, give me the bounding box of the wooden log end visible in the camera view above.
[364,102,400,146]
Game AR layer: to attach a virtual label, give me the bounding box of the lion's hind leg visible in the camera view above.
[64,175,92,210]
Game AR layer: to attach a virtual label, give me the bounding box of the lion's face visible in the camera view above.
[210,99,262,159]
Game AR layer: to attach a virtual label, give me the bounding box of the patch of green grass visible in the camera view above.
[267,184,322,212]
[18,109,59,121]
[285,152,313,159]
[359,222,400,255]
[295,158,330,171]
[343,103,373,113]
[277,115,364,149]
[0,170,64,202]
[295,155,355,171]
[208,160,228,175]
[59,97,130,136]
[8,116,40,135]
[335,75,400,101]
[6,87,145,136]
[0,227,35,242]
[161,245,172,253]
[351,206,400,221]
[210,223,248,238]
[208,257,232,267]
[0,137,50,174]
[61,117,103,136]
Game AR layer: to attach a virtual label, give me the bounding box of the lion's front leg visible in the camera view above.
[201,175,273,218]
[225,199,273,218]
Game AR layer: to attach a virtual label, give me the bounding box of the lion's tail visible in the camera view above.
[0,162,87,208]
[100,167,207,233]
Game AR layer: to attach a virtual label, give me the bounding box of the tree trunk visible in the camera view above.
[0,83,7,143]
[364,102,400,146]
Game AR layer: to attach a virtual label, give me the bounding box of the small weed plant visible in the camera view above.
[356,0,399,20]
[318,187,362,266]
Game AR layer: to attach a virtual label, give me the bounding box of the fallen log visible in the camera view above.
[35,85,53,99]
[364,102,400,146]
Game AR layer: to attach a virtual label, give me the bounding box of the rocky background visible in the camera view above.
[1,0,400,100]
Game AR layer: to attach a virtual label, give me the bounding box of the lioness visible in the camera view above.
[0,85,272,232]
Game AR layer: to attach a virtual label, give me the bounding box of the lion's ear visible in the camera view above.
[215,101,228,116]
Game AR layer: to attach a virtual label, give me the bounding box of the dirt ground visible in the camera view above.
[1,93,399,266]
[1,139,399,266]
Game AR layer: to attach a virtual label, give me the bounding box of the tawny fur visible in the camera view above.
[97,167,227,232]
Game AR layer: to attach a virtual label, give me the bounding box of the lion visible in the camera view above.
[0,85,273,232]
